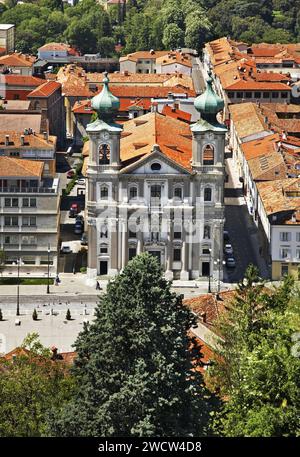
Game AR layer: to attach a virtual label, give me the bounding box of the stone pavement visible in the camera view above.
[0,272,236,299]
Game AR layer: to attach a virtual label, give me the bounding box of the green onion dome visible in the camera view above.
[91,72,120,118]
[194,71,224,119]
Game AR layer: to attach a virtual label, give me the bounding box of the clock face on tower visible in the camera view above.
[101,131,110,141]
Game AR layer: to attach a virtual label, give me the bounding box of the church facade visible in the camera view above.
[86,72,227,283]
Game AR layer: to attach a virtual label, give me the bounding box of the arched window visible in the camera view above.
[100,185,109,200]
[33,100,40,110]
[203,144,214,165]
[174,186,182,200]
[99,144,110,165]
[129,186,138,200]
[203,225,211,239]
[204,187,212,202]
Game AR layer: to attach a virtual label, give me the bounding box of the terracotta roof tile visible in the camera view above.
[248,151,287,181]
[0,156,43,178]
[2,75,45,87]
[226,80,290,91]
[0,53,36,67]
[0,131,56,149]
[242,133,280,160]
[27,81,61,98]
[162,104,191,122]
[229,102,268,139]
[257,178,300,223]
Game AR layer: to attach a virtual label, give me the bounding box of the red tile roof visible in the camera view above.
[0,53,36,67]
[39,42,79,56]
[119,112,193,170]
[162,104,191,122]
[2,75,45,87]
[27,81,61,98]
[0,156,44,178]
[226,80,291,91]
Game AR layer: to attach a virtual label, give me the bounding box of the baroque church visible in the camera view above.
[85,71,227,284]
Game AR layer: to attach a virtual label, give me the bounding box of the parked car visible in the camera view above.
[77,178,85,186]
[81,233,88,245]
[74,226,83,235]
[61,245,72,254]
[224,243,234,256]
[69,203,80,217]
[226,257,236,268]
[67,169,76,179]
[223,230,230,242]
[74,220,83,234]
[76,214,84,223]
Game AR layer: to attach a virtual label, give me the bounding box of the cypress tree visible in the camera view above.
[32,309,38,321]
[66,309,72,321]
[0,309,2,321]
[49,253,216,437]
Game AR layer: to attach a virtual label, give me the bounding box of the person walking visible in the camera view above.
[96,280,101,290]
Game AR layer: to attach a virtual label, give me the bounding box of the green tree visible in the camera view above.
[98,36,116,57]
[0,334,74,437]
[209,268,300,437]
[21,333,51,357]
[48,253,217,437]
[0,249,5,273]
[0,309,3,321]
[162,23,184,49]
[184,9,212,50]
[32,309,38,321]
[66,309,72,321]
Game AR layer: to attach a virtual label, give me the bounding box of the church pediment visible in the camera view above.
[120,147,191,175]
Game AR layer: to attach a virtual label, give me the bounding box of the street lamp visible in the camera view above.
[214,248,226,298]
[14,258,23,316]
[47,244,50,294]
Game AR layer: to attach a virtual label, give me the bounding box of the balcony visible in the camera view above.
[0,187,55,194]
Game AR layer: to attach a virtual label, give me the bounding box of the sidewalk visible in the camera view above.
[0,273,237,297]
[0,274,103,297]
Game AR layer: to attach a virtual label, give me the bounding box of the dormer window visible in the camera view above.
[203,144,214,165]
[99,143,110,164]
[151,162,161,171]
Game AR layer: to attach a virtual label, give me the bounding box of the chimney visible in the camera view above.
[5,135,9,146]
[167,92,173,100]
[200,311,206,323]
[43,131,48,141]
[20,135,25,146]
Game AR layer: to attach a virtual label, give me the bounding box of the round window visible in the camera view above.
[151,162,161,171]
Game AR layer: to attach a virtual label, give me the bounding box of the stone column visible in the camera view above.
[180,225,189,281]
[86,217,97,286]
[108,218,118,277]
[121,221,127,270]
[137,229,143,255]
[165,220,173,280]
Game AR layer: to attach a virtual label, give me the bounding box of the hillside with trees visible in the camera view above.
[0,0,300,55]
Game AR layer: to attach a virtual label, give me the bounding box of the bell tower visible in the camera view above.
[190,72,227,282]
[86,72,123,173]
[86,72,122,286]
[191,72,227,170]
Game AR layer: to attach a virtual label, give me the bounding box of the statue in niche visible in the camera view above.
[100,224,108,238]
[99,143,110,164]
